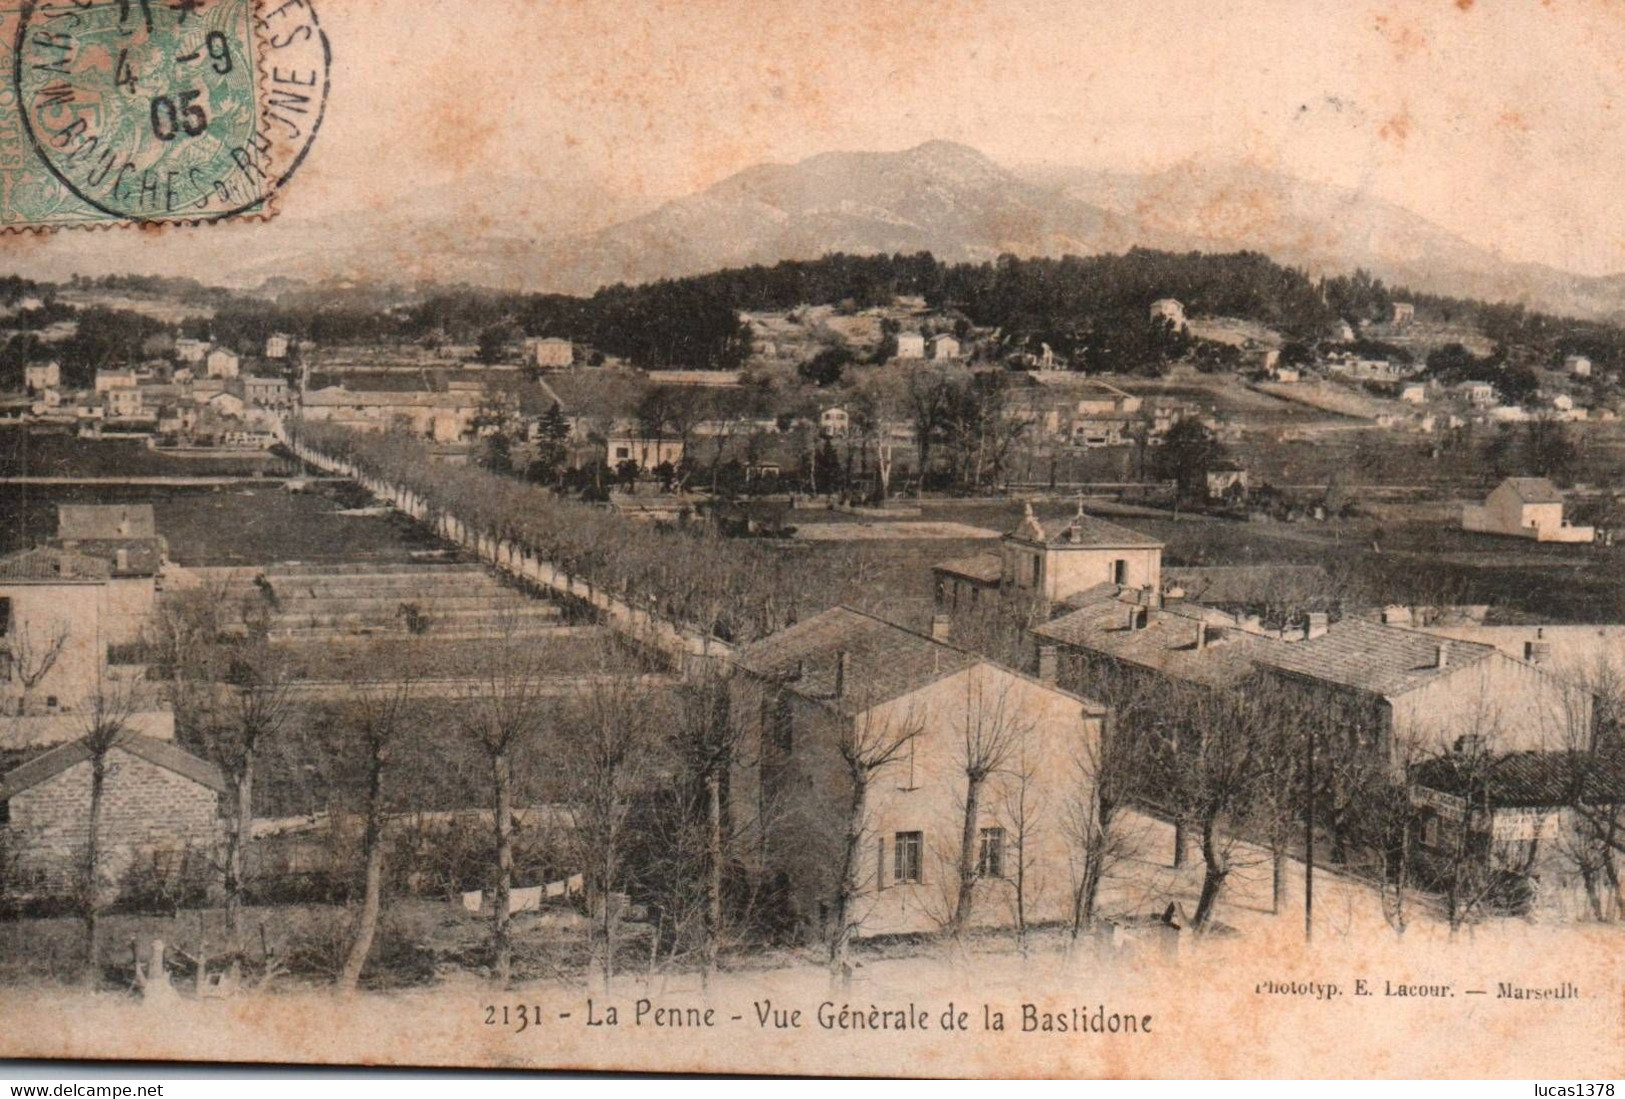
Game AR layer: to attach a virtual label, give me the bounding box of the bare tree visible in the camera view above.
[949,676,1032,935]
[828,701,924,979]
[336,676,418,993]
[77,675,139,982]
[210,641,297,952]
[557,674,661,989]
[670,669,750,980]
[455,633,551,987]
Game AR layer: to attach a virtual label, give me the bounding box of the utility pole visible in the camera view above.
[1304,725,1315,943]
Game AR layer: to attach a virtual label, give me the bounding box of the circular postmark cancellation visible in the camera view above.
[12,0,329,224]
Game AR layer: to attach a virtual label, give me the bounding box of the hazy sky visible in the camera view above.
[8,0,1625,279]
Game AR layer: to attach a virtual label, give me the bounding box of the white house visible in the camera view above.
[174,338,209,364]
[1391,302,1415,327]
[1456,381,1496,407]
[894,332,926,360]
[264,333,291,360]
[94,368,136,393]
[1564,355,1592,378]
[525,337,574,369]
[1400,383,1427,404]
[206,347,241,379]
[730,606,1106,938]
[23,361,59,392]
[1462,477,1594,544]
[928,334,961,360]
[820,407,850,438]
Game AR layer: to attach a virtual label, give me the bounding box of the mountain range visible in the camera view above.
[210,141,1625,320]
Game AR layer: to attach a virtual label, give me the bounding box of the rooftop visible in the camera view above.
[1007,501,1163,550]
[733,605,979,714]
[1412,749,1625,808]
[1034,589,1276,689]
[1258,618,1499,698]
[932,551,1002,585]
[0,734,227,802]
[1499,477,1565,505]
[0,546,111,582]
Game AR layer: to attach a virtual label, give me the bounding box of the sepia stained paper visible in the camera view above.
[0,0,1622,1079]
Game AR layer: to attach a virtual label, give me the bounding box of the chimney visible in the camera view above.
[1435,641,1451,669]
[1195,621,1209,651]
[1144,586,1163,610]
[930,614,951,643]
[1037,645,1058,685]
[1306,612,1329,640]
[834,650,851,697]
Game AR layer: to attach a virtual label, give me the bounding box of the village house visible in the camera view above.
[928,334,961,361]
[207,390,246,420]
[243,374,289,408]
[606,424,684,469]
[1462,477,1595,544]
[0,547,174,749]
[205,346,241,379]
[50,504,165,644]
[729,606,1106,939]
[264,333,291,360]
[1406,624,1625,685]
[525,336,574,369]
[1565,354,1592,378]
[103,386,144,419]
[23,361,58,392]
[1258,618,1588,765]
[819,407,850,438]
[173,338,209,364]
[0,734,227,898]
[1400,383,1428,404]
[933,501,1164,612]
[1409,746,1625,918]
[1456,381,1497,407]
[94,368,137,394]
[1331,320,1356,342]
[1391,302,1416,327]
[1205,462,1249,501]
[297,385,479,444]
[893,331,926,360]
[1149,298,1187,330]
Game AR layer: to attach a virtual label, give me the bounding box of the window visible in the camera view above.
[1030,555,1041,587]
[0,799,8,826]
[0,597,10,637]
[1112,559,1128,585]
[0,651,11,683]
[978,826,1006,879]
[893,831,923,884]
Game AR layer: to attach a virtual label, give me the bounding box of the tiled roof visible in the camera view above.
[1007,502,1163,549]
[1501,477,1564,504]
[0,546,111,582]
[0,734,228,801]
[57,504,156,540]
[733,606,978,714]
[1412,749,1625,808]
[932,552,1002,584]
[51,538,163,577]
[1258,618,1498,698]
[1034,591,1275,689]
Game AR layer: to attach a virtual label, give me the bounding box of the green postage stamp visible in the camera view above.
[0,0,328,229]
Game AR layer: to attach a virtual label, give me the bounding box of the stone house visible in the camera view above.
[928,334,961,360]
[894,332,926,360]
[0,734,226,897]
[1149,299,1187,329]
[51,504,165,645]
[264,333,291,360]
[1462,477,1594,544]
[999,501,1163,606]
[729,606,1106,939]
